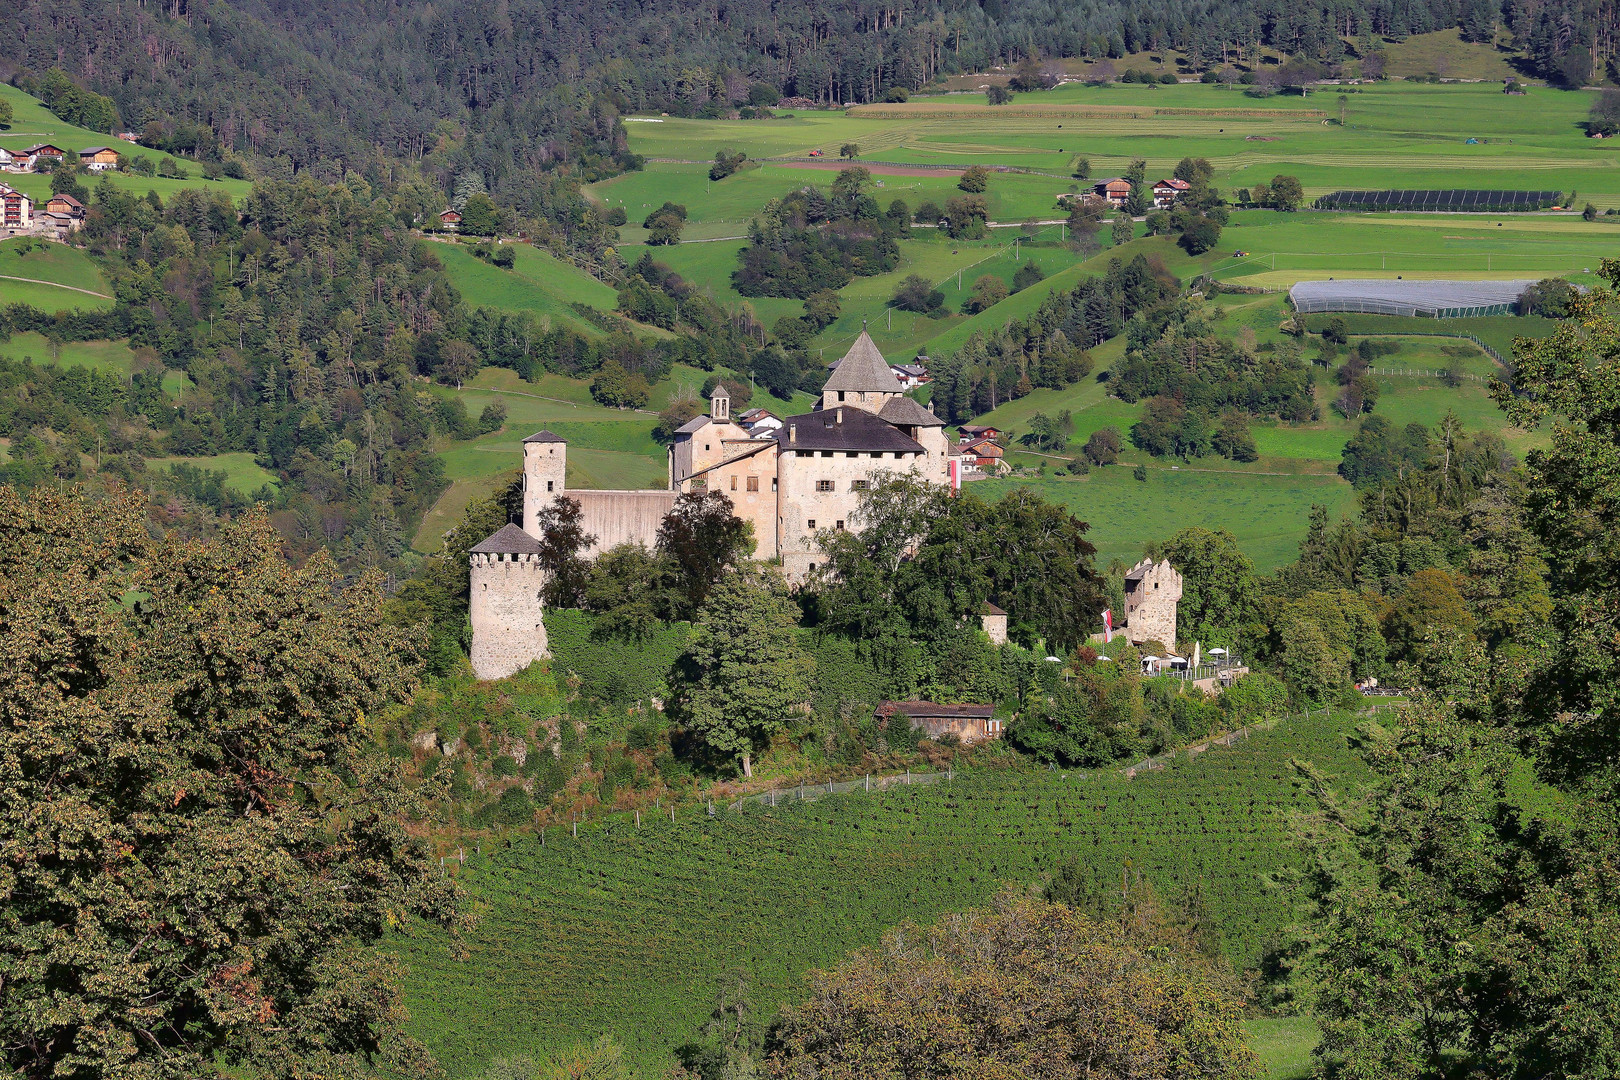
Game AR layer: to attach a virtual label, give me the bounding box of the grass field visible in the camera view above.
[620,81,1620,203]
[1211,212,1620,288]
[146,453,280,495]
[0,331,136,371]
[0,84,253,205]
[0,237,114,310]
[981,467,1358,571]
[434,241,630,337]
[394,708,1367,1077]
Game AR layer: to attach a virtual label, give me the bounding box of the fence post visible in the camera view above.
[906,769,911,785]
[866,773,870,792]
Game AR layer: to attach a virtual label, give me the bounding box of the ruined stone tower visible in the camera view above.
[1123,558,1183,648]
[522,430,567,536]
[468,524,549,680]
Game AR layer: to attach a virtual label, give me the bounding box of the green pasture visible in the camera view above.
[0,84,252,204]
[0,331,136,372]
[591,161,1077,241]
[435,241,624,336]
[0,237,114,310]
[1211,212,1620,287]
[982,466,1356,572]
[146,452,280,495]
[395,709,1367,1077]
[1298,311,1557,362]
[622,81,1620,202]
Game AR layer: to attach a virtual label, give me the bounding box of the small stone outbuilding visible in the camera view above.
[878,700,1002,745]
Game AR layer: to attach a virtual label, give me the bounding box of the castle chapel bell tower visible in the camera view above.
[711,382,730,421]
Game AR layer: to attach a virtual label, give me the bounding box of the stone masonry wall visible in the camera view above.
[569,490,679,557]
[469,552,549,680]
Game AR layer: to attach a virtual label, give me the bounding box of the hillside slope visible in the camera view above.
[394,708,1370,1077]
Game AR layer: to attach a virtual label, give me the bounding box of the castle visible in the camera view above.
[468,331,954,679]
[1121,557,1182,647]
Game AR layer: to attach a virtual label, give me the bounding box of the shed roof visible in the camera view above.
[980,602,1007,616]
[777,407,923,454]
[878,395,945,427]
[469,523,544,555]
[80,146,114,155]
[880,700,995,720]
[822,331,903,394]
[522,429,566,443]
[674,415,713,435]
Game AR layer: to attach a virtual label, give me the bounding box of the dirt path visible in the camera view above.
[0,274,112,299]
[771,160,965,177]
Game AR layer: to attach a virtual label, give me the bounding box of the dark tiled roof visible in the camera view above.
[880,700,995,719]
[980,602,1007,616]
[822,331,903,394]
[80,146,113,155]
[878,395,945,427]
[469,523,544,555]
[960,424,998,435]
[674,416,713,435]
[777,407,923,454]
[523,429,566,443]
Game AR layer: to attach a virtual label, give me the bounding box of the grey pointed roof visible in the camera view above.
[674,416,713,435]
[523,430,566,443]
[469,523,544,555]
[878,395,945,427]
[822,331,903,394]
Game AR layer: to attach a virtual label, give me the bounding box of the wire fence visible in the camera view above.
[739,768,952,808]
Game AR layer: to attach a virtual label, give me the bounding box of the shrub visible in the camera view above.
[892,274,945,314]
[958,165,991,193]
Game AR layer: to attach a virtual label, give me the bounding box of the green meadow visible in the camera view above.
[0,237,114,309]
[146,452,280,495]
[0,84,254,205]
[620,80,1620,202]
[434,240,632,338]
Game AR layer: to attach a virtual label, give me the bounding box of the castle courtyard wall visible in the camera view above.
[570,490,679,557]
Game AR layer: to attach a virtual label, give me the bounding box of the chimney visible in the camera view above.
[837,408,844,424]
[789,424,796,443]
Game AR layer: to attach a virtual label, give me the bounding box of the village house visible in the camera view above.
[1094,177,1132,207]
[958,423,1002,443]
[961,436,1006,473]
[0,148,15,172]
[1151,178,1191,207]
[0,185,33,235]
[736,407,783,437]
[438,208,462,230]
[23,145,67,170]
[79,146,120,171]
[877,700,1003,746]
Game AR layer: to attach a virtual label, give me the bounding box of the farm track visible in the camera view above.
[0,274,111,298]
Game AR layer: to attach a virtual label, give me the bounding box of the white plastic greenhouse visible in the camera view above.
[1289,279,1537,318]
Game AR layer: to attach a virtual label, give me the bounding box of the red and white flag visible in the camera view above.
[1102,608,1113,643]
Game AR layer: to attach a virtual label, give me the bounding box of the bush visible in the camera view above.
[892,274,945,314]
[986,85,1013,105]
[491,245,516,269]
[1322,317,1349,345]
[1083,426,1122,466]
[958,165,991,193]
[1133,463,1148,481]
[1012,260,1046,291]
[884,86,910,102]
[605,206,628,227]
[963,274,1009,313]
[1219,672,1289,722]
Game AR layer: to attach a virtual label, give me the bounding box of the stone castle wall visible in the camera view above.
[570,490,679,557]
[469,552,549,680]
[1124,559,1183,649]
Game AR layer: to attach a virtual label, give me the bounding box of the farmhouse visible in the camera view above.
[0,148,15,171]
[23,145,67,169]
[960,436,1006,473]
[439,208,462,230]
[40,193,86,234]
[468,332,954,678]
[958,424,1002,442]
[1151,178,1191,207]
[1094,178,1132,207]
[0,185,32,235]
[877,700,1002,745]
[79,146,120,171]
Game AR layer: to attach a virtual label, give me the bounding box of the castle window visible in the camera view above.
[845,451,857,458]
[816,479,834,492]
[771,477,778,491]
[547,481,554,492]
[835,520,845,529]
[731,475,738,491]
[808,519,816,530]
[747,476,759,492]
[852,480,869,491]
[893,452,904,459]
[838,391,846,402]
[820,450,833,458]
[705,443,710,451]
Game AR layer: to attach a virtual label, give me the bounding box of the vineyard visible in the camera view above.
[393,710,1372,1077]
